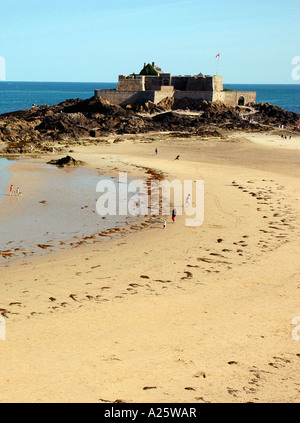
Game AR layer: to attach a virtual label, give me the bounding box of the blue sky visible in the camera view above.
[0,0,299,83]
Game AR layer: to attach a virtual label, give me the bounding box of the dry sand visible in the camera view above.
[246,132,300,151]
[0,132,299,403]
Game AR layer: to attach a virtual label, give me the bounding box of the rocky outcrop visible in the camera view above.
[253,103,299,126]
[0,96,298,154]
[35,112,94,138]
[47,155,85,167]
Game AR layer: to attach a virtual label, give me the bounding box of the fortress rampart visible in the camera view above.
[222,90,257,107]
[95,63,256,108]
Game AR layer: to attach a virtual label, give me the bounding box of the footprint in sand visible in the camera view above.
[227,387,239,397]
[181,271,193,280]
[69,294,78,302]
[86,295,94,300]
[9,302,22,307]
[195,397,211,403]
[193,371,206,379]
[0,308,10,318]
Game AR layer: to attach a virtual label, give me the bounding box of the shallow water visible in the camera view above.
[0,160,135,263]
[0,158,14,199]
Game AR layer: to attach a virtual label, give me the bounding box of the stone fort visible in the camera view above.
[95,62,256,108]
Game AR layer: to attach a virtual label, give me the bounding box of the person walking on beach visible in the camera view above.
[9,185,14,196]
[155,148,158,155]
[186,194,192,207]
[172,208,177,223]
[163,220,167,229]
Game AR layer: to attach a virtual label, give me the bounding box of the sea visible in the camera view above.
[0,82,117,115]
[0,81,299,115]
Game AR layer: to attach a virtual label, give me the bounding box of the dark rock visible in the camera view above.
[254,103,298,126]
[47,155,85,167]
[0,95,298,154]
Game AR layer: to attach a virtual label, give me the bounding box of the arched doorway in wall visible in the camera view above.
[238,96,245,106]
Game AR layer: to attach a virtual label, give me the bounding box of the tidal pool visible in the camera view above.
[0,159,137,263]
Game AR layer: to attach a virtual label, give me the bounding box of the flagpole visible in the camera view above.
[216,54,220,75]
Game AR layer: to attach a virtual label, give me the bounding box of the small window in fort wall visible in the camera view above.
[238,96,245,106]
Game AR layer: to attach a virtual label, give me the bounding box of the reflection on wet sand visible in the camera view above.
[0,160,136,263]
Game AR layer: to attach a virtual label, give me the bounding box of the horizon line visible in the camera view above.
[0,80,299,85]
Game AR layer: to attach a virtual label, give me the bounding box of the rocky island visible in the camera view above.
[0,94,299,155]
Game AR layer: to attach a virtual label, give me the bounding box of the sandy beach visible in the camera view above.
[0,132,299,403]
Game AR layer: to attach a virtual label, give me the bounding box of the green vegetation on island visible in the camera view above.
[140,63,159,76]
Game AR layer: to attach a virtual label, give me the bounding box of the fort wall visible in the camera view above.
[213,75,223,92]
[173,90,213,102]
[145,74,172,90]
[94,89,257,107]
[116,74,223,93]
[153,86,174,104]
[172,76,212,91]
[117,75,145,91]
[95,70,256,107]
[223,91,257,107]
[212,91,226,103]
[94,89,155,106]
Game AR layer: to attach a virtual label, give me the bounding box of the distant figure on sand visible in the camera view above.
[16,187,20,196]
[163,220,167,229]
[186,194,191,207]
[172,208,177,223]
[175,155,180,160]
[9,185,13,196]
[155,148,158,155]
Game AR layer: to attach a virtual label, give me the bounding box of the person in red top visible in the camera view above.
[172,208,177,223]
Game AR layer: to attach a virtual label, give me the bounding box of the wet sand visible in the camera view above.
[0,132,299,403]
[0,160,139,262]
